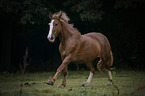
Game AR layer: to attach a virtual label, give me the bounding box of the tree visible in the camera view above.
[64,0,145,21]
[0,0,50,71]
[114,0,145,8]
[0,0,50,24]
[63,0,103,22]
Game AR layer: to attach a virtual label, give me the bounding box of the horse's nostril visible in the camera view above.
[47,36,53,40]
[51,36,54,40]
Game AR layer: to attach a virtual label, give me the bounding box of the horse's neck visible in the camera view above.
[59,21,81,46]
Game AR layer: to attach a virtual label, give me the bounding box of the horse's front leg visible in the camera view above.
[57,66,68,88]
[47,55,71,86]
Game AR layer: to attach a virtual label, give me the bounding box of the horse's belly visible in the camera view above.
[72,47,99,64]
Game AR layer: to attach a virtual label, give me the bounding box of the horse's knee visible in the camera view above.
[57,68,61,73]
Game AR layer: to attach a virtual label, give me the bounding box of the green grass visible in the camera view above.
[0,71,145,96]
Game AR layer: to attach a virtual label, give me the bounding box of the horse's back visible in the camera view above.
[81,32,105,50]
[84,32,110,47]
[84,32,112,60]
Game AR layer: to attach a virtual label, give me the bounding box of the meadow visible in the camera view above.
[0,70,145,96]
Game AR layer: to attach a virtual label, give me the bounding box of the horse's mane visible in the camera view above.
[52,11,70,23]
[52,11,80,34]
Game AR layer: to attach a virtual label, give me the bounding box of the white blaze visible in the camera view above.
[47,19,54,39]
[87,72,93,84]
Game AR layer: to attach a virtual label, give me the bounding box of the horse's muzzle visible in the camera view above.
[47,35,55,43]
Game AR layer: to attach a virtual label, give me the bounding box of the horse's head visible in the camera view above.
[47,11,62,43]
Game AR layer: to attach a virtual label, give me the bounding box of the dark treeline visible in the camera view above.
[0,0,145,72]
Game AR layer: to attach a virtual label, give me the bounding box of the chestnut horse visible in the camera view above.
[47,11,113,87]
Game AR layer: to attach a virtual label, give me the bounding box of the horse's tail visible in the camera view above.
[97,34,113,71]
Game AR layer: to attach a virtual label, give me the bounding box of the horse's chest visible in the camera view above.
[59,46,66,57]
[59,45,72,57]
[59,42,78,57]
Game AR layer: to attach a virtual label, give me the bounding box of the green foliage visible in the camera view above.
[114,0,145,8]
[64,0,103,22]
[0,0,50,24]
[1,0,144,23]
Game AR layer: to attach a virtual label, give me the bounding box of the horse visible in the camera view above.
[47,11,113,87]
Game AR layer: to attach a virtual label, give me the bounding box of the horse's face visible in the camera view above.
[47,12,62,43]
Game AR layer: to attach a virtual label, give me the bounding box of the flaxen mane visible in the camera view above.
[52,11,70,22]
[59,11,80,32]
[52,11,80,33]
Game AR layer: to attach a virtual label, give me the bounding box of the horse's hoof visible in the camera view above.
[46,80,54,86]
[81,82,89,87]
[107,81,112,86]
[57,84,65,88]
[81,83,85,87]
[107,83,112,86]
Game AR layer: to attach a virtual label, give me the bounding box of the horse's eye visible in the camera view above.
[55,23,58,26]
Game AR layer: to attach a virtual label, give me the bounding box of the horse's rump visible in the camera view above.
[85,32,113,71]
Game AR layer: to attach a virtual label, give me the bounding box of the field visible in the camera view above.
[0,71,145,96]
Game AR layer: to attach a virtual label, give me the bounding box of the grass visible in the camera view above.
[0,70,145,96]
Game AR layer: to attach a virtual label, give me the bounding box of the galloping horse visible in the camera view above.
[47,11,113,87]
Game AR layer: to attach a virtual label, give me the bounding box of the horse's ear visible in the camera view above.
[58,11,62,19]
[49,12,52,19]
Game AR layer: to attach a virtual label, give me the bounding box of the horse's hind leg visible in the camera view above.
[101,51,113,85]
[106,52,113,85]
[81,63,95,87]
[107,70,113,85]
